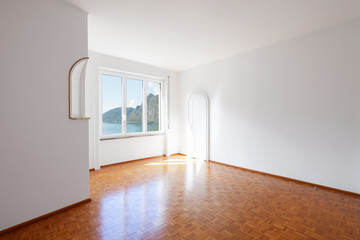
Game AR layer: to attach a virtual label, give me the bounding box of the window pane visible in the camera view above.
[102,74,122,135]
[127,78,143,133]
[147,82,160,132]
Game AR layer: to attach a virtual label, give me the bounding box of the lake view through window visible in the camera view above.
[101,72,162,137]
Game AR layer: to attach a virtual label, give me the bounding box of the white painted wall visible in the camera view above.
[87,52,179,169]
[0,0,89,231]
[100,136,166,166]
[179,20,360,194]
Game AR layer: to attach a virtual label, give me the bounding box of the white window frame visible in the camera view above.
[99,68,165,140]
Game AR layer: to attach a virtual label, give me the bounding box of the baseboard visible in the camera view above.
[210,159,360,197]
[0,198,91,236]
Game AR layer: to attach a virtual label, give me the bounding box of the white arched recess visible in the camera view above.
[188,90,210,161]
[68,57,90,120]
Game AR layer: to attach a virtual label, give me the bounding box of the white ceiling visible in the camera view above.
[66,0,360,71]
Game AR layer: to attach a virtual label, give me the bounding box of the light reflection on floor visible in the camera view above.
[98,156,206,239]
[100,178,166,239]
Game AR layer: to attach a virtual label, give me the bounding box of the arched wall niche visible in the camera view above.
[68,57,90,120]
[187,90,210,161]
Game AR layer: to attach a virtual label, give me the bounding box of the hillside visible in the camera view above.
[103,93,159,124]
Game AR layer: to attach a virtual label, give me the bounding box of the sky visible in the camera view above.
[102,74,160,113]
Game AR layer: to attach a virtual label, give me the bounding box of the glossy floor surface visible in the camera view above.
[2,155,360,239]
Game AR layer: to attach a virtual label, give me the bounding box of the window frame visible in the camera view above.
[99,68,165,140]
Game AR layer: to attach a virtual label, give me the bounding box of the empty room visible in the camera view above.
[1,0,360,239]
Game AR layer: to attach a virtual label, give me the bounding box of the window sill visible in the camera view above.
[100,132,165,141]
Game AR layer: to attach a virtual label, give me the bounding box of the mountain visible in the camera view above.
[102,107,122,122]
[102,93,159,124]
[146,93,159,124]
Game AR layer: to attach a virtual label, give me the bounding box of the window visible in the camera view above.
[147,81,160,132]
[126,78,143,133]
[102,74,122,135]
[100,70,164,138]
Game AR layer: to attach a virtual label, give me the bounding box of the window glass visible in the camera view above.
[126,78,143,133]
[147,82,160,132]
[101,72,163,138]
[102,74,122,135]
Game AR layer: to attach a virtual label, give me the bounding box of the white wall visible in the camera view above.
[179,20,360,194]
[0,0,89,231]
[87,52,179,169]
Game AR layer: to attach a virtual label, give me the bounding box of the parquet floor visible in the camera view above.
[1,154,360,239]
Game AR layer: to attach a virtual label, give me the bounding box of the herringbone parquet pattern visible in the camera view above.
[1,155,360,239]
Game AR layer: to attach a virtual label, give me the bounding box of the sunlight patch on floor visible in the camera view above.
[145,156,205,166]
[145,162,189,165]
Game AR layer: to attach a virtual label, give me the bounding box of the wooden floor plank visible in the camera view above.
[1,154,360,239]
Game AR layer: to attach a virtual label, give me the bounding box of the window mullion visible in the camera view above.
[160,82,162,132]
[143,80,147,133]
[122,76,127,135]
[99,74,103,137]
